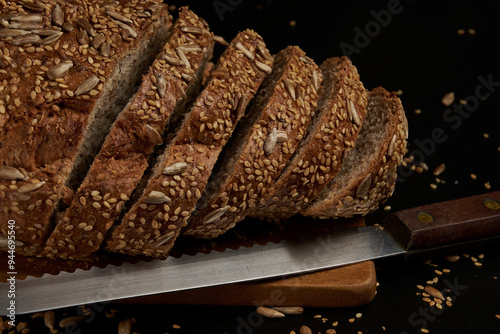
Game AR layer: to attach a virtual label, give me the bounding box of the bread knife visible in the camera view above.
[1,190,499,315]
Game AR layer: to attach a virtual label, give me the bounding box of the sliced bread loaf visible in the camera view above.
[183,46,322,239]
[249,57,368,223]
[105,29,273,258]
[0,1,170,256]
[41,7,214,260]
[302,87,408,218]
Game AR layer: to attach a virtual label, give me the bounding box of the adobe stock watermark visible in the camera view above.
[213,0,245,22]
[339,0,409,57]
[397,73,499,183]
[400,276,467,334]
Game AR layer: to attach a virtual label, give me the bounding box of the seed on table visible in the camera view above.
[356,313,362,319]
[256,306,285,318]
[421,328,430,333]
[300,325,313,334]
[474,262,483,267]
[118,319,132,334]
[59,316,86,328]
[44,311,55,329]
[424,285,444,300]
[441,92,455,106]
[435,269,443,276]
[433,163,445,176]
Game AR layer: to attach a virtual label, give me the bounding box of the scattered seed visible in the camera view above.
[300,326,312,334]
[118,319,132,334]
[474,261,483,267]
[256,306,285,318]
[421,328,429,333]
[441,92,455,106]
[424,286,444,300]
[355,313,362,319]
[43,311,55,329]
[59,316,86,328]
[470,173,477,180]
[213,35,229,45]
[433,163,445,176]
[173,324,181,329]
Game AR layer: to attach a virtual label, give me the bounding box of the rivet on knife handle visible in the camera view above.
[383,191,500,250]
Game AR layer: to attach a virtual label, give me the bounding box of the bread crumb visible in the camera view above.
[441,92,455,106]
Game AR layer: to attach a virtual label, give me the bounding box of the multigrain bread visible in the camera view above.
[105,29,273,257]
[41,7,214,260]
[183,46,322,239]
[302,87,408,218]
[249,57,368,223]
[0,0,170,256]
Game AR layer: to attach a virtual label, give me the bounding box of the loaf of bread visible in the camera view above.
[0,4,408,261]
[249,57,368,223]
[41,7,214,260]
[302,87,408,218]
[0,0,170,256]
[183,45,322,239]
[105,29,273,258]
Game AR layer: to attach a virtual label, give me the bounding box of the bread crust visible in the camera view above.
[183,46,322,239]
[105,29,273,258]
[302,87,408,218]
[0,0,169,256]
[41,7,214,259]
[250,57,368,223]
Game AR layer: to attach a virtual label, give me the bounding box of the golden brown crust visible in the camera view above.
[302,87,408,218]
[105,29,273,258]
[41,7,213,260]
[249,57,368,223]
[0,0,169,256]
[183,46,322,239]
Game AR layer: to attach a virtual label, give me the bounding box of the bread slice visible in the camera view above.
[302,87,408,218]
[183,46,322,239]
[0,1,170,256]
[41,7,214,260]
[249,57,368,223]
[105,29,273,258]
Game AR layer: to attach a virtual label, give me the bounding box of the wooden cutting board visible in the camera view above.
[0,217,377,308]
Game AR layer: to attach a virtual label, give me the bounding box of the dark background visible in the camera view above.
[12,0,500,333]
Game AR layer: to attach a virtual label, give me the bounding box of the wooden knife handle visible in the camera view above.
[383,191,500,250]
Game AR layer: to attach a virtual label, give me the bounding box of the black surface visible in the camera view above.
[8,0,500,333]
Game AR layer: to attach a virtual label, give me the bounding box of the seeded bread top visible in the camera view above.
[41,7,214,260]
[0,0,168,255]
[250,56,368,223]
[105,29,273,258]
[183,45,323,239]
[302,87,408,218]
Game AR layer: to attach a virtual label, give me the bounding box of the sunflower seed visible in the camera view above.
[0,237,24,249]
[91,33,105,49]
[347,99,362,126]
[99,42,111,57]
[299,56,313,64]
[59,316,86,328]
[257,45,273,62]
[387,134,397,156]
[284,79,296,100]
[264,128,278,155]
[300,326,313,334]
[52,4,64,26]
[20,0,44,12]
[203,206,230,224]
[18,181,45,193]
[163,162,188,175]
[145,124,162,145]
[115,20,137,38]
[0,29,30,38]
[118,319,132,334]
[255,60,272,74]
[62,21,73,32]
[41,31,63,45]
[176,47,190,68]
[76,17,95,37]
[235,42,254,60]
[145,191,171,204]
[0,166,28,180]
[153,233,175,247]
[356,174,372,198]
[272,306,304,315]
[11,14,43,23]
[178,43,202,53]
[276,130,288,143]
[47,61,73,80]
[161,52,183,66]
[312,70,320,91]
[441,92,455,106]
[8,22,42,30]
[76,29,89,44]
[155,72,166,98]
[181,72,194,82]
[12,33,40,45]
[74,75,99,96]
[433,163,446,176]
[213,35,228,45]
[32,28,62,36]
[43,311,55,329]
[106,10,133,24]
[181,26,202,34]
[256,306,285,318]
[424,286,444,300]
